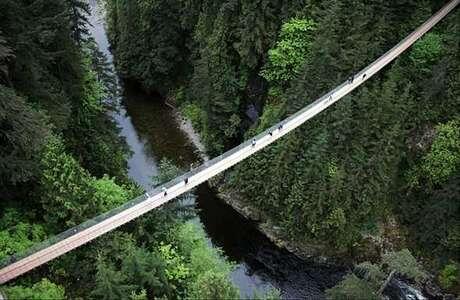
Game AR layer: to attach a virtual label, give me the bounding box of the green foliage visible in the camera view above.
[66,49,129,182]
[91,221,236,300]
[382,249,426,282]
[1,0,457,298]
[224,1,460,260]
[257,101,284,132]
[171,222,233,279]
[245,97,284,138]
[92,259,136,300]
[130,290,148,300]
[79,55,105,119]
[168,222,237,299]
[40,135,132,229]
[122,248,169,298]
[158,243,190,291]
[85,157,234,300]
[105,1,460,294]
[438,262,459,290]
[355,262,386,290]
[0,0,141,298]
[188,2,242,154]
[398,170,460,263]
[3,279,65,300]
[105,0,315,155]
[326,274,379,300]
[0,209,47,261]
[401,119,460,264]
[445,223,460,255]
[224,114,242,138]
[40,135,96,228]
[234,64,408,249]
[0,0,129,193]
[409,120,460,187]
[180,102,205,135]
[0,222,46,261]
[68,0,91,45]
[173,86,186,105]
[410,33,443,71]
[85,38,117,97]
[327,249,427,298]
[0,0,79,131]
[0,32,14,85]
[187,272,240,300]
[422,120,460,184]
[261,18,316,85]
[105,0,194,94]
[0,86,48,187]
[92,175,130,211]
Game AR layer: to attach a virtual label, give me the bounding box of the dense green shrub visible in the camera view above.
[260,18,316,85]
[0,86,48,187]
[418,120,460,186]
[180,102,205,135]
[382,249,426,282]
[410,33,443,72]
[326,274,379,300]
[327,250,426,299]
[0,209,47,261]
[187,272,240,299]
[3,279,65,300]
[439,262,459,290]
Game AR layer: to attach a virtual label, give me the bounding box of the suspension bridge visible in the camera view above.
[0,0,458,285]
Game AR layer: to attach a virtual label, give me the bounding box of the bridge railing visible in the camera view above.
[0,120,275,270]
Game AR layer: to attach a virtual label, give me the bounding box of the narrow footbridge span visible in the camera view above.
[0,0,458,285]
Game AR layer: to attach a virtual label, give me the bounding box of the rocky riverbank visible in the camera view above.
[212,177,413,267]
[213,183,454,299]
[214,182,349,266]
[174,110,209,162]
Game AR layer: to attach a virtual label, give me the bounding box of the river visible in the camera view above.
[89,1,344,298]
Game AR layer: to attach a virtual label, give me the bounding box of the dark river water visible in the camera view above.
[89,2,344,298]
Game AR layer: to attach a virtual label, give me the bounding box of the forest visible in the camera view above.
[0,0,249,299]
[105,0,460,297]
[0,0,459,298]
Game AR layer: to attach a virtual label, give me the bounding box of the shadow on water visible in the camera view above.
[195,185,346,299]
[121,81,198,167]
[89,1,345,298]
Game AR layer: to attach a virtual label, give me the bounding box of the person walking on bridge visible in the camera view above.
[348,74,354,83]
